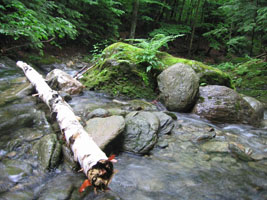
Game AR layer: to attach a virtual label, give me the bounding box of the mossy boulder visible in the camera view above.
[81,42,233,99]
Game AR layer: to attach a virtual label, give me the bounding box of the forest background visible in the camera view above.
[0,0,266,102]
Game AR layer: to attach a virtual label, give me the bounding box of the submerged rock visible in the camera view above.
[157,63,199,112]
[228,142,254,161]
[193,85,262,126]
[124,111,159,154]
[200,141,229,153]
[85,115,125,150]
[46,69,84,95]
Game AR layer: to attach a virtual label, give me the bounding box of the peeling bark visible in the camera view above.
[16,61,114,191]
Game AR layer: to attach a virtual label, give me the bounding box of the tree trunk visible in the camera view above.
[188,0,201,57]
[16,61,114,192]
[178,0,186,23]
[129,0,140,43]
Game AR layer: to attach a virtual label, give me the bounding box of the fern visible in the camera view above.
[126,34,182,72]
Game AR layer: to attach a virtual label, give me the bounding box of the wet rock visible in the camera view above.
[46,69,84,95]
[38,174,77,200]
[85,116,125,150]
[242,95,264,123]
[107,108,129,117]
[123,111,159,154]
[126,99,158,111]
[157,63,199,112]
[0,190,34,200]
[37,134,62,170]
[0,159,33,183]
[86,108,110,120]
[0,78,30,106]
[200,141,229,153]
[195,131,216,142]
[153,112,174,136]
[228,142,254,161]
[193,85,261,126]
[62,145,79,171]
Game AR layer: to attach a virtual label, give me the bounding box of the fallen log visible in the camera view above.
[16,61,115,192]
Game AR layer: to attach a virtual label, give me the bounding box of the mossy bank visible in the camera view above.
[81,42,233,99]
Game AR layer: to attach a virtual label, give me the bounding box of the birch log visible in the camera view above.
[16,61,114,190]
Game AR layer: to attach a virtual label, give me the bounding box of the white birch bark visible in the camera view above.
[16,61,108,177]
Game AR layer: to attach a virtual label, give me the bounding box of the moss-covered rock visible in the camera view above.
[81,42,233,99]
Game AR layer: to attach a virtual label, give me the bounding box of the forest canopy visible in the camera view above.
[0,0,266,58]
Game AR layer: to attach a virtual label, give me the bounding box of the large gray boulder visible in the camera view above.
[85,116,125,150]
[157,63,199,112]
[46,69,84,95]
[192,85,262,126]
[123,111,159,154]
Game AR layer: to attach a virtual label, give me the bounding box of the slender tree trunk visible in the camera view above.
[250,0,258,56]
[129,0,139,43]
[188,0,201,57]
[16,61,115,192]
[179,0,186,23]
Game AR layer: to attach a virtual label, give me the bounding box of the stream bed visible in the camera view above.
[0,57,266,200]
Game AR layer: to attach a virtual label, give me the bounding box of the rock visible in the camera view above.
[37,134,62,170]
[242,95,264,123]
[200,141,229,153]
[153,112,174,136]
[228,142,254,161]
[85,116,125,150]
[157,63,199,112]
[38,174,77,200]
[123,111,159,154]
[193,85,262,126]
[46,69,84,95]
[126,99,158,111]
[85,108,110,120]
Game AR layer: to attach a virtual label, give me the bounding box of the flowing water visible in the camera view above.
[0,58,266,200]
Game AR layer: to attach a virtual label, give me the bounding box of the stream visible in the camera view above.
[0,57,266,200]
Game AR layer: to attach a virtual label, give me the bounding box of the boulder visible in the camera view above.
[193,85,262,126]
[123,111,159,154]
[85,115,125,150]
[157,63,199,111]
[46,69,84,95]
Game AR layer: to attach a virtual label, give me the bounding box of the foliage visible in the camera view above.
[126,34,182,72]
[0,0,77,49]
[149,23,191,37]
[214,58,267,103]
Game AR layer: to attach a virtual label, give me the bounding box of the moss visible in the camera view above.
[81,58,156,99]
[230,59,267,104]
[82,42,234,99]
[159,52,233,88]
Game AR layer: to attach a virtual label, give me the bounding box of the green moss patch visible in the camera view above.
[215,59,267,105]
[81,42,233,99]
